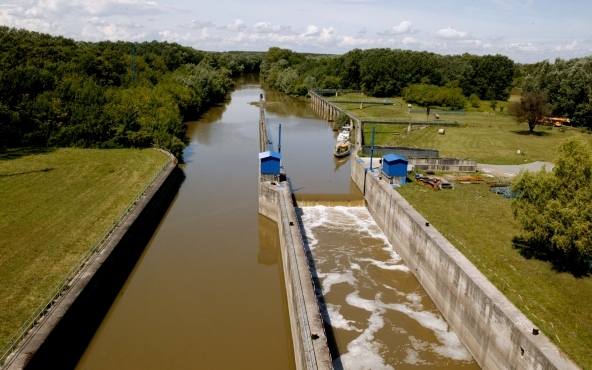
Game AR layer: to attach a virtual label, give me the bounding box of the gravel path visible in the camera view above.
[477,161,554,178]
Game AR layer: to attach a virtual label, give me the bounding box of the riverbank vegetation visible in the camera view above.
[0,148,170,350]
[0,27,261,157]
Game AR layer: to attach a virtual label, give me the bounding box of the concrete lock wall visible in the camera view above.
[350,155,578,370]
[258,181,332,370]
[6,154,183,370]
[409,158,477,172]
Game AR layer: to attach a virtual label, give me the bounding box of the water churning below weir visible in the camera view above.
[298,206,479,370]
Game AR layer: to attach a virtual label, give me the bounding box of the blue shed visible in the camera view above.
[382,154,408,178]
[259,151,282,174]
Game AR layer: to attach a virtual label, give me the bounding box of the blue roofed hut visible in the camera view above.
[259,151,282,175]
[382,154,408,184]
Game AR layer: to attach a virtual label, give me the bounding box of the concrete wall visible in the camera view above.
[5,156,183,370]
[350,154,578,370]
[409,157,477,172]
[259,181,332,370]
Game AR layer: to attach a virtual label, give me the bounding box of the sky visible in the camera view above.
[1,0,591,63]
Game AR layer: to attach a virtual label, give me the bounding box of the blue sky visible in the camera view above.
[1,0,591,62]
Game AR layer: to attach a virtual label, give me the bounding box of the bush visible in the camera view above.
[469,93,480,108]
[511,137,592,271]
[334,112,350,130]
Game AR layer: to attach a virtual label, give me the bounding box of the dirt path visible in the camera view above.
[477,161,554,179]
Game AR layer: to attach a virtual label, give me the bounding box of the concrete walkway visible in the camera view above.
[477,161,554,177]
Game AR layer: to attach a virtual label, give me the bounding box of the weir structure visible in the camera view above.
[257,98,333,370]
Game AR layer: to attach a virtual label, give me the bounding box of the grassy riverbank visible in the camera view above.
[331,94,592,165]
[0,148,170,348]
[397,181,592,369]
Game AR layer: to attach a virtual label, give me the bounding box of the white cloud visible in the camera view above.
[0,4,65,34]
[402,37,419,45]
[302,25,320,37]
[487,35,504,41]
[82,23,147,41]
[159,27,222,43]
[506,42,540,53]
[89,17,109,26]
[179,19,215,29]
[116,21,144,28]
[435,27,473,40]
[554,41,579,52]
[378,21,419,36]
[458,39,483,47]
[250,22,294,35]
[218,18,247,32]
[23,0,180,17]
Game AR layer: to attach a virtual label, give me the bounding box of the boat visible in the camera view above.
[334,140,351,157]
[336,124,351,142]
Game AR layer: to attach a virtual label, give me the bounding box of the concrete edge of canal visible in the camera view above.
[350,153,580,370]
[259,181,333,370]
[4,152,183,370]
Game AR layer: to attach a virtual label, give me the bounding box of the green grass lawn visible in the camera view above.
[331,94,592,164]
[0,148,170,349]
[397,180,592,369]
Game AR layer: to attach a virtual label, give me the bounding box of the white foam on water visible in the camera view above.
[404,336,430,365]
[359,258,410,272]
[337,310,393,370]
[384,303,473,361]
[320,271,357,295]
[325,304,362,332]
[406,292,424,310]
[345,291,379,312]
[299,206,474,366]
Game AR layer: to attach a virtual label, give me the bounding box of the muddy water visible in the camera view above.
[298,206,479,369]
[76,75,300,369]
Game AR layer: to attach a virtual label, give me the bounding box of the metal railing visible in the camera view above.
[408,109,466,115]
[0,149,174,368]
[361,118,456,125]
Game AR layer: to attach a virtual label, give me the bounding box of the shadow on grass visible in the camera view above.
[510,130,550,137]
[0,147,56,161]
[0,168,53,177]
[512,236,591,278]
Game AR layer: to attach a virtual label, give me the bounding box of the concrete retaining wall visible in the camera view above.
[409,157,477,172]
[350,154,578,370]
[259,181,332,370]
[5,155,183,370]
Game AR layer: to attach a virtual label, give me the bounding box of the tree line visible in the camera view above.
[0,27,261,157]
[516,57,592,128]
[260,47,515,101]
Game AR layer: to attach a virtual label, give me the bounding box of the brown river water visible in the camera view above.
[76,74,479,369]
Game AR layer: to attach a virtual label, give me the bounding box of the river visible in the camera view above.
[76,74,478,369]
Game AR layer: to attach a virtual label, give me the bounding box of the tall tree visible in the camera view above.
[512,137,592,271]
[508,90,552,133]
